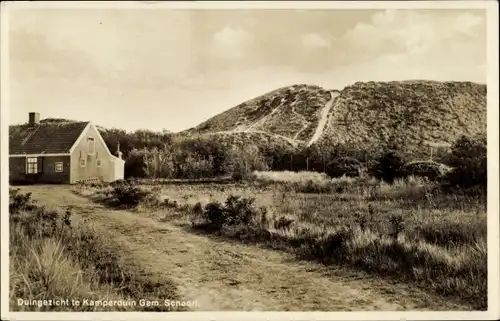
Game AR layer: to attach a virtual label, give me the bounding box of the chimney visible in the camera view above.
[29,112,40,126]
[116,141,123,159]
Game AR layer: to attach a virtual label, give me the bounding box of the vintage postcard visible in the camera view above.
[1,1,498,321]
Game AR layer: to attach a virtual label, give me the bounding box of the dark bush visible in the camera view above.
[369,149,406,183]
[109,180,150,207]
[201,195,260,230]
[9,188,37,214]
[125,151,148,178]
[442,134,486,189]
[326,157,362,178]
[202,201,227,229]
[224,195,257,225]
[274,216,294,230]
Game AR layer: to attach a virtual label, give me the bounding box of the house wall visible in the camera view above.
[70,124,117,184]
[112,158,125,181]
[9,156,71,184]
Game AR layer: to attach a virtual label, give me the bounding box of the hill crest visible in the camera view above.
[186,80,487,156]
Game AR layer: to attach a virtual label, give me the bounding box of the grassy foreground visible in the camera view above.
[9,188,183,312]
[73,172,487,310]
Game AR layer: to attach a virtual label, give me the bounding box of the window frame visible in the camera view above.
[26,157,38,174]
[55,162,64,173]
[88,137,96,155]
[96,159,102,167]
[80,158,86,167]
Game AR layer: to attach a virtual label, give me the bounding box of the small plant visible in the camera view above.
[354,211,368,231]
[389,214,405,240]
[192,202,204,216]
[274,216,294,230]
[259,206,268,227]
[62,208,72,229]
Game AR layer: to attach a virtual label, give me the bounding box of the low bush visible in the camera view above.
[109,180,151,208]
[400,160,452,181]
[9,188,37,213]
[198,195,261,230]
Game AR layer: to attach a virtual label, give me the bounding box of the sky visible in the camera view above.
[8,7,487,132]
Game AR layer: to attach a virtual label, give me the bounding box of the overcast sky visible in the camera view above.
[8,8,486,132]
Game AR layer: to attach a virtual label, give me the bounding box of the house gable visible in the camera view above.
[69,122,118,183]
[69,122,114,157]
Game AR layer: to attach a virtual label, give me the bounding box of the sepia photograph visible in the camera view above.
[1,1,499,320]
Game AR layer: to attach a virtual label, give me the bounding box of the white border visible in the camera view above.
[1,1,499,321]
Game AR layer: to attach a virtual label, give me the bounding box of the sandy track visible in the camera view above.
[17,185,471,311]
[307,91,340,147]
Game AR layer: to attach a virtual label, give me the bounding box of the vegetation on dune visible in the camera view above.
[317,81,486,156]
[185,84,331,141]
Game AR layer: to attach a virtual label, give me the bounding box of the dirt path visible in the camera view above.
[19,185,471,311]
[307,90,339,147]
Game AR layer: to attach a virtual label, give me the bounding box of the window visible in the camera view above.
[55,162,63,172]
[88,138,95,155]
[96,159,102,167]
[26,157,38,174]
[80,158,86,167]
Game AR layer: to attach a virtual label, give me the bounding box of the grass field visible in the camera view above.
[8,188,182,312]
[73,171,488,310]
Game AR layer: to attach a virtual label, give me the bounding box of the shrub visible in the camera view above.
[202,201,227,230]
[125,149,148,178]
[109,180,150,207]
[223,195,258,226]
[400,160,452,181]
[9,188,37,214]
[442,134,487,189]
[369,149,406,183]
[325,157,362,178]
[200,195,260,230]
[274,216,295,230]
[192,202,204,216]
